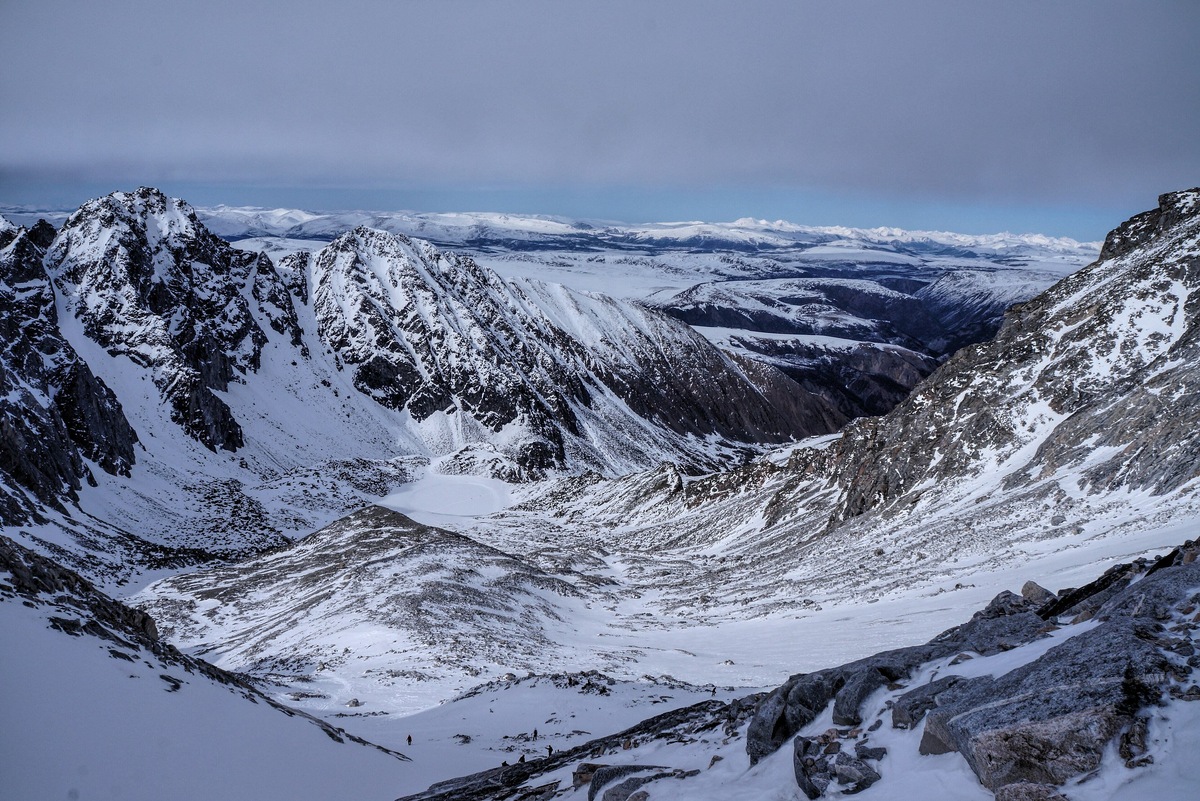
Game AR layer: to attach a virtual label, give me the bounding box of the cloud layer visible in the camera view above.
[2,1,1197,225]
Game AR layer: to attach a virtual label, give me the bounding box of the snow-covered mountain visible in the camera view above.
[197,203,1097,424]
[2,197,1099,457]
[300,224,824,475]
[4,188,1196,801]
[120,190,1200,800]
[187,204,1095,265]
[484,189,1200,617]
[0,188,843,587]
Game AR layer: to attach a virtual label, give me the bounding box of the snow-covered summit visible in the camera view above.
[46,187,298,451]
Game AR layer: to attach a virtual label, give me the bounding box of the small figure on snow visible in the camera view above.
[532,728,538,741]
[546,745,553,757]
[406,734,412,746]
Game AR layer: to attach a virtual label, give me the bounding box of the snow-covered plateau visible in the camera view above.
[2,188,1199,800]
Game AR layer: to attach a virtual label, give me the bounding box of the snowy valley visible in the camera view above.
[2,188,1200,801]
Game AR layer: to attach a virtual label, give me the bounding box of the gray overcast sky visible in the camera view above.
[1,0,1197,238]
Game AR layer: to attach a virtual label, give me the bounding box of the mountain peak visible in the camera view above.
[1100,185,1200,261]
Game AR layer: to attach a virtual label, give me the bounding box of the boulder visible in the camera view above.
[1020,581,1056,606]
[854,740,887,761]
[920,561,1196,791]
[588,766,668,801]
[832,668,889,726]
[992,783,1070,801]
[891,675,964,729]
[746,683,798,764]
[792,736,881,798]
[792,737,832,800]
[572,763,606,790]
[830,752,881,792]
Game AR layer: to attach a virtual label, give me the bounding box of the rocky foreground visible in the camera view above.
[397,540,1200,801]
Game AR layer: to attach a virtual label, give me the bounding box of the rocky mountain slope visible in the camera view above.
[197,205,1096,429]
[138,506,594,698]
[0,188,842,586]
[392,542,1200,801]
[481,189,1200,618]
[119,191,1200,801]
[0,533,415,801]
[1,196,1095,533]
[300,224,822,475]
[0,217,137,524]
[4,189,1193,800]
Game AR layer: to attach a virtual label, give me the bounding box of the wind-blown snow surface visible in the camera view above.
[0,600,412,801]
[0,538,412,801]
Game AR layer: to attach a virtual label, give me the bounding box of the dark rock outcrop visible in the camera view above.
[891,675,964,729]
[0,221,138,524]
[793,733,882,798]
[1099,188,1200,261]
[44,187,301,452]
[746,588,1048,764]
[992,783,1070,801]
[742,542,1200,799]
[919,556,1197,791]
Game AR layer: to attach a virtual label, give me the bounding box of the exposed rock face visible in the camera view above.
[0,219,138,524]
[890,674,964,729]
[1100,190,1200,260]
[512,279,839,445]
[992,784,1070,801]
[745,589,1049,764]
[742,543,1200,799]
[311,228,589,471]
[308,226,829,475]
[812,188,1200,524]
[919,551,1197,792]
[44,187,301,452]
